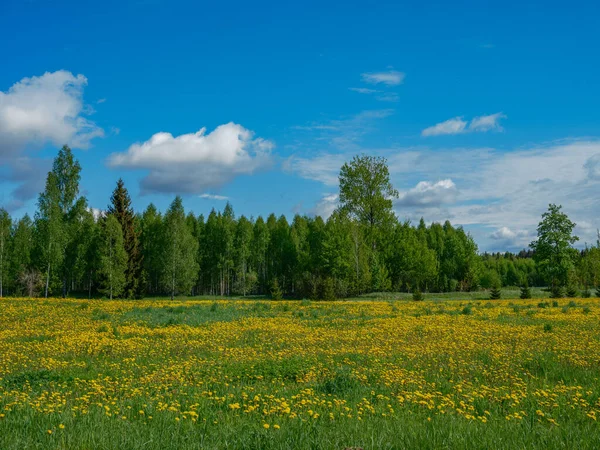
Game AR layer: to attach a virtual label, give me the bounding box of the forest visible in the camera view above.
[0,145,599,300]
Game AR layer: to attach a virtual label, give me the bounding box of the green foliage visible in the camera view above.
[108,179,144,299]
[412,289,423,301]
[566,285,578,298]
[520,283,532,299]
[270,277,283,300]
[550,286,564,298]
[489,285,502,300]
[338,155,398,249]
[530,204,578,290]
[98,216,127,299]
[161,197,199,300]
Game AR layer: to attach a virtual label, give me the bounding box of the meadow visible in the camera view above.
[0,297,599,449]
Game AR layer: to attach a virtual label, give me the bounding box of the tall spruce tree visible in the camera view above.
[108,179,144,298]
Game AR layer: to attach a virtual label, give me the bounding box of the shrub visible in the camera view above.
[566,285,578,298]
[520,283,532,300]
[582,289,591,298]
[552,300,559,307]
[550,286,564,299]
[596,286,600,298]
[461,304,473,315]
[489,286,501,300]
[270,278,283,301]
[543,323,553,333]
[412,289,423,301]
[582,306,591,314]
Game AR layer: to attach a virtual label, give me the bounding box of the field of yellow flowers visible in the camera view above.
[1,297,599,449]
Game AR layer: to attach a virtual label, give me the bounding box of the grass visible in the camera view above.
[0,296,599,449]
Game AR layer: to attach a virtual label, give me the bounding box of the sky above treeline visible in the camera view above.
[1,0,599,252]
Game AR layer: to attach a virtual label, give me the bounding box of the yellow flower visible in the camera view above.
[59,424,65,429]
[273,424,280,429]
[263,423,270,429]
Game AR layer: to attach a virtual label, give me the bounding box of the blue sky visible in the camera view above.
[1,0,599,251]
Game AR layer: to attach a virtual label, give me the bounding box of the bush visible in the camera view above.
[552,300,559,307]
[582,306,591,314]
[596,286,600,298]
[582,289,591,298]
[550,286,564,299]
[489,286,501,300]
[520,283,532,300]
[543,323,553,333]
[412,289,423,301]
[270,278,283,301]
[461,304,473,315]
[566,285,578,298]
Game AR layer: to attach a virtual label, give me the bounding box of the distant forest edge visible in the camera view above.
[0,146,599,300]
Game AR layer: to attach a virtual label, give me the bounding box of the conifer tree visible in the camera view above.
[490,284,502,300]
[270,277,283,300]
[520,282,532,299]
[108,179,144,298]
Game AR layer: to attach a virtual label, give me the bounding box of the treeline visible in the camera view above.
[0,147,599,299]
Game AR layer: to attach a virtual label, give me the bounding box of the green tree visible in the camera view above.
[98,215,127,299]
[338,155,399,250]
[161,196,199,300]
[9,215,34,295]
[0,209,11,297]
[530,204,579,290]
[520,282,532,299]
[108,179,144,298]
[140,204,163,295]
[35,145,83,297]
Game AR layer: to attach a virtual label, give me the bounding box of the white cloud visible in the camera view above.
[96,98,106,104]
[283,153,344,186]
[396,179,458,207]
[489,226,529,241]
[469,113,506,132]
[361,71,405,86]
[376,93,399,103]
[87,207,105,221]
[108,122,274,194]
[0,70,103,211]
[200,193,229,201]
[422,113,506,136]
[421,117,468,136]
[0,70,104,155]
[311,193,339,219]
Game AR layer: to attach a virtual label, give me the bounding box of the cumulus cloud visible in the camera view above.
[361,70,405,86]
[108,123,274,195]
[421,113,505,136]
[489,227,529,241]
[0,70,103,211]
[396,179,458,207]
[0,70,104,155]
[312,193,339,219]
